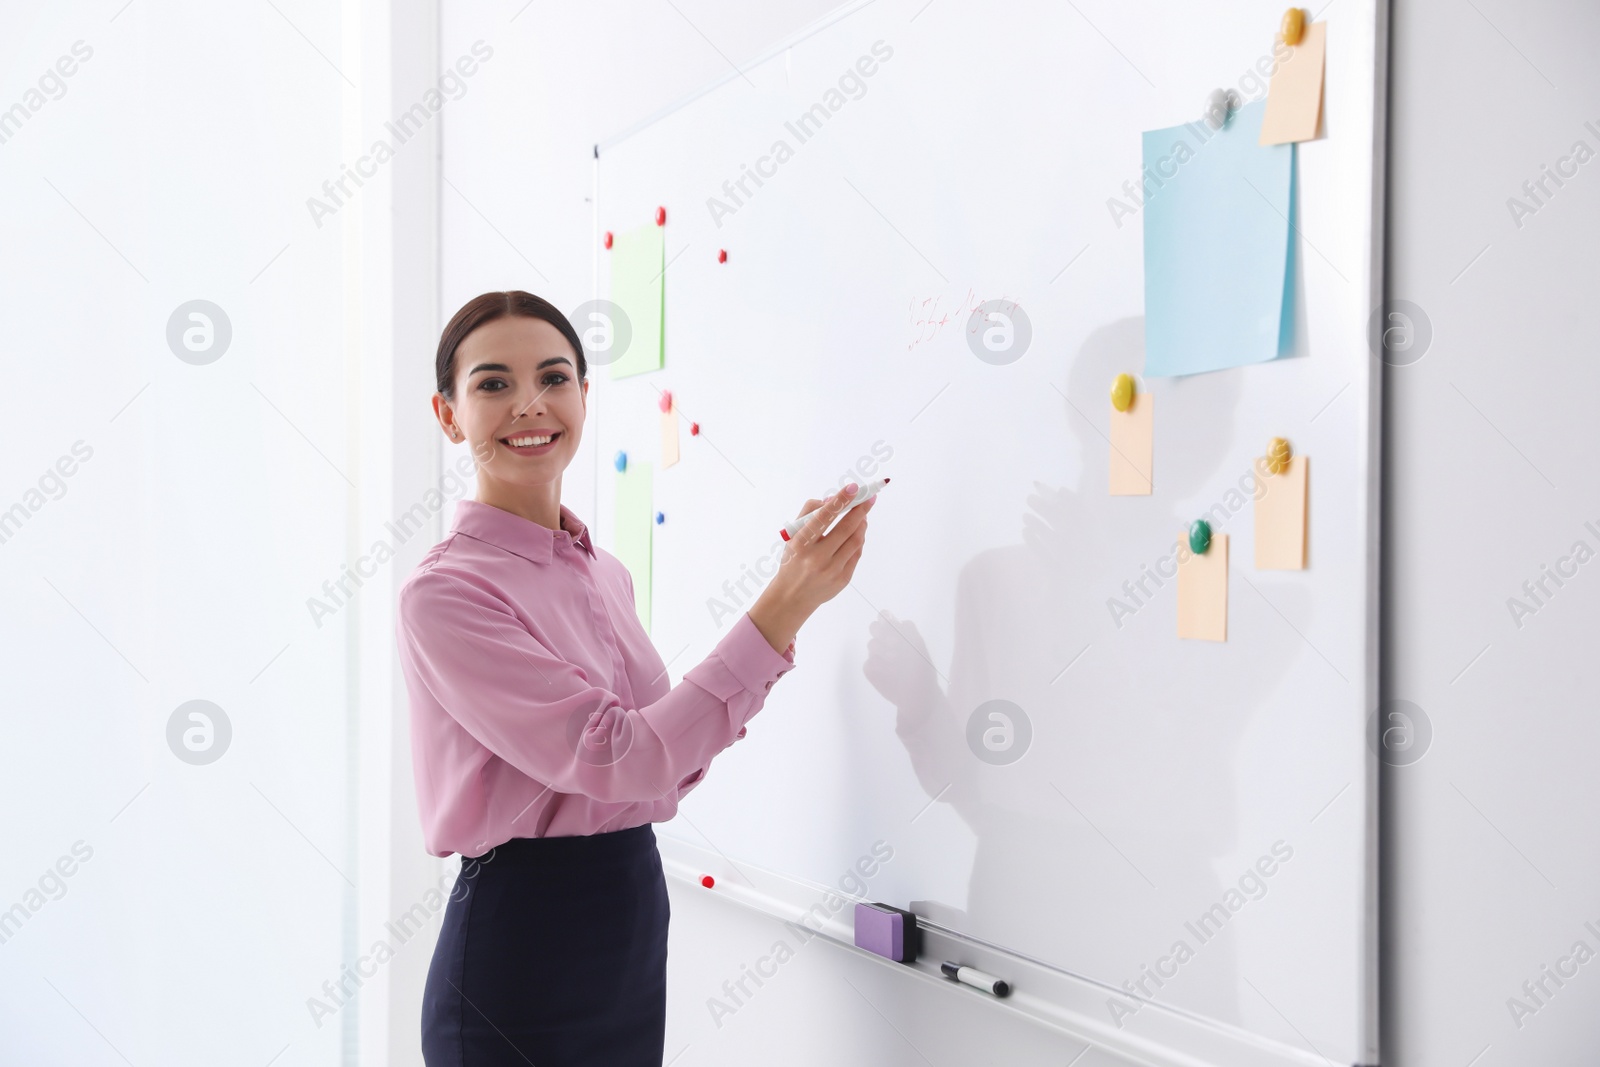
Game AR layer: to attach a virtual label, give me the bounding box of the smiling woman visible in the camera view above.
[429,291,592,530]
[395,291,874,1066]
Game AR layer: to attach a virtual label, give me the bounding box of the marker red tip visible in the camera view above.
[655,206,667,226]
[718,249,727,263]
[603,231,613,249]
[690,422,700,436]
[700,875,715,888]
[779,478,889,541]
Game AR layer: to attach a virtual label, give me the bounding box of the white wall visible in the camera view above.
[0,2,347,1062]
[1383,1,1600,1065]
[0,2,442,1064]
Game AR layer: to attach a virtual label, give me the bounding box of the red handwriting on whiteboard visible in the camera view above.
[906,289,1020,352]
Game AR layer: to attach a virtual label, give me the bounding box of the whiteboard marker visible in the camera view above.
[779,478,889,542]
[940,961,1011,998]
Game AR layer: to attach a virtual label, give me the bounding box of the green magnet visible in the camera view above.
[1188,519,1212,555]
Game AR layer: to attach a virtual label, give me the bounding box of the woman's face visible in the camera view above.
[437,315,588,490]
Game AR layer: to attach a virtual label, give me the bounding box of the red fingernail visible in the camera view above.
[603,231,613,249]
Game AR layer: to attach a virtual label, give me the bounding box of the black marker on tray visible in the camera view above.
[941,961,1011,998]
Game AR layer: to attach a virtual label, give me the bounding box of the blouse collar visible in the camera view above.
[449,499,596,565]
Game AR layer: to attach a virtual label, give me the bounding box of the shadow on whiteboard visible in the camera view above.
[863,316,1312,1028]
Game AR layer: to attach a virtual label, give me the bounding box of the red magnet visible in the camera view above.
[655,206,666,226]
[700,874,715,888]
[603,231,613,250]
[717,249,727,263]
[658,390,673,413]
[690,422,700,436]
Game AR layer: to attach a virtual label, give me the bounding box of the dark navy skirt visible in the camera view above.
[421,823,670,1066]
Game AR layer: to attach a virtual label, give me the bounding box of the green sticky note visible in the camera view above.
[613,460,653,633]
[608,223,665,379]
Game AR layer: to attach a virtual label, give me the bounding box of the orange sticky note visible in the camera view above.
[1177,532,1228,641]
[1259,21,1326,145]
[1255,455,1307,569]
[661,404,680,468]
[1108,393,1153,495]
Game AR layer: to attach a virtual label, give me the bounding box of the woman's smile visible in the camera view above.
[498,429,563,456]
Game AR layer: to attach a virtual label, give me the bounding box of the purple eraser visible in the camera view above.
[854,902,919,963]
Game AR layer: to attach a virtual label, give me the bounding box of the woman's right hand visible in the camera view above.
[747,484,875,654]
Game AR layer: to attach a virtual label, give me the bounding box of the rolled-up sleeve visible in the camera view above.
[397,568,795,806]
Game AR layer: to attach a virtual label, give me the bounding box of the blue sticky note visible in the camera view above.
[1142,100,1294,378]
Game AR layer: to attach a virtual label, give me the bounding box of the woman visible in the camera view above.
[395,291,872,1066]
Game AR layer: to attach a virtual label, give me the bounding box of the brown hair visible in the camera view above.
[435,291,586,399]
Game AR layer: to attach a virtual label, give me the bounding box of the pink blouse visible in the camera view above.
[396,499,796,858]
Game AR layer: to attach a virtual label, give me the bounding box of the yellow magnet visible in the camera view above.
[1110,373,1136,413]
[1279,7,1305,46]
[1266,437,1292,475]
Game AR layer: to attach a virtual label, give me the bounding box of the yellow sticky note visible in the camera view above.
[1109,392,1154,495]
[1177,532,1228,641]
[661,405,680,469]
[1259,21,1326,145]
[1255,455,1308,569]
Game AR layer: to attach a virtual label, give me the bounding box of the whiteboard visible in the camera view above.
[591,1,1381,1061]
